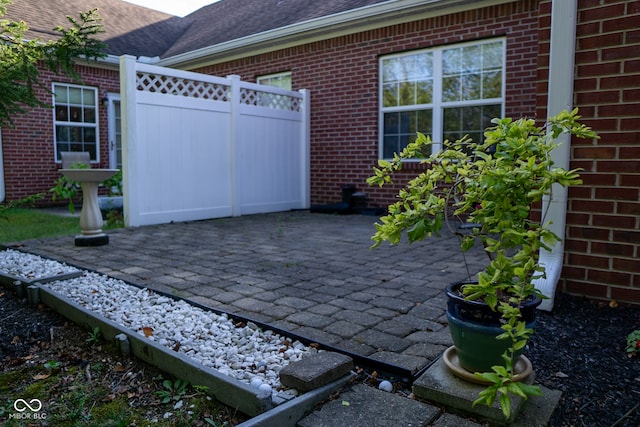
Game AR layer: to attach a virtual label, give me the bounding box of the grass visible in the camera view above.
[0,208,123,244]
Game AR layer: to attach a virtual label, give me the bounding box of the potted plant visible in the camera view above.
[367,109,598,419]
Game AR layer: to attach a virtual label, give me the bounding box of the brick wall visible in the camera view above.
[194,0,540,207]
[537,0,640,304]
[2,64,119,204]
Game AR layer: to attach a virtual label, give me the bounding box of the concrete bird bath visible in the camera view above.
[61,169,119,246]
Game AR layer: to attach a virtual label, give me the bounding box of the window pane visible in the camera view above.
[442,76,460,102]
[482,71,502,98]
[257,73,292,90]
[399,81,414,106]
[382,58,399,82]
[54,86,67,103]
[483,42,503,69]
[384,112,400,134]
[462,45,481,72]
[56,125,70,142]
[85,144,96,159]
[416,80,433,104]
[443,49,460,76]
[417,110,432,133]
[382,110,431,157]
[463,107,481,130]
[462,73,481,100]
[69,87,82,104]
[69,106,82,122]
[383,135,399,159]
[279,75,292,90]
[70,127,82,142]
[416,54,433,79]
[383,83,398,107]
[83,128,96,143]
[82,89,95,104]
[55,105,68,121]
[398,111,411,135]
[443,104,501,144]
[56,143,70,160]
[443,108,461,139]
[84,107,96,123]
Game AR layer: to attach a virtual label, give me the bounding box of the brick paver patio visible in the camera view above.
[19,211,487,376]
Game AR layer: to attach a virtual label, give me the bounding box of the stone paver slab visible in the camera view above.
[279,352,353,392]
[298,383,440,427]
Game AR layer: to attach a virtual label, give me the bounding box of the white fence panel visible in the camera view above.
[120,56,309,227]
[236,114,305,215]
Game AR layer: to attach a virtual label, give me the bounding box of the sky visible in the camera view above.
[124,0,219,17]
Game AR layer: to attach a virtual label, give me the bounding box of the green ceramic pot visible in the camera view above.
[445,282,541,373]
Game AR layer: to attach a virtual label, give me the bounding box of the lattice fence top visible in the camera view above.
[239,87,303,112]
[137,72,230,101]
[136,72,302,112]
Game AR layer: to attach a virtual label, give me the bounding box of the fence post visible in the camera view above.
[227,75,242,217]
[120,55,138,227]
[299,89,311,209]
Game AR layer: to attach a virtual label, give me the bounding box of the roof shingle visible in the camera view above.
[162,0,390,58]
[3,0,391,59]
[4,0,188,57]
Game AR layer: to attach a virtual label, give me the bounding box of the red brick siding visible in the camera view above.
[2,64,119,204]
[538,0,640,304]
[193,0,540,207]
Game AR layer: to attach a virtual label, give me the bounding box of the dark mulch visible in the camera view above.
[527,293,639,427]
[1,284,638,426]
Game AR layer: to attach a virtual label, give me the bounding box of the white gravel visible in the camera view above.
[0,249,315,395]
[0,249,80,279]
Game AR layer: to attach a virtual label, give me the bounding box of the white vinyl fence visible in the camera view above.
[119,55,310,227]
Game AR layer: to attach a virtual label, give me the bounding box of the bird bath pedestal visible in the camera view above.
[61,169,119,246]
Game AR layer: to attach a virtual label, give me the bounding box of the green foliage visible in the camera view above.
[626,330,640,358]
[50,175,79,213]
[0,0,106,127]
[86,326,102,346]
[44,360,62,371]
[368,108,598,418]
[50,162,89,213]
[156,378,189,404]
[105,208,124,229]
[103,169,123,195]
[0,193,43,220]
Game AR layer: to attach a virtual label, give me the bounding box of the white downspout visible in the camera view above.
[0,127,4,203]
[534,0,578,311]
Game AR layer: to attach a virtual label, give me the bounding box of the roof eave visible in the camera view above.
[74,54,121,71]
[157,0,514,70]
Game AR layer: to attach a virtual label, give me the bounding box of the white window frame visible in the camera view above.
[52,83,100,163]
[379,38,506,160]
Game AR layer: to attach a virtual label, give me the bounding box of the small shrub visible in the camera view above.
[626,330,640,358]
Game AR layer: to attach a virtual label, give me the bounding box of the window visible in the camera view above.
[380,39,504,158]
[256,72,293,110]
[53,83,99,162]
[257,72,292,90]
